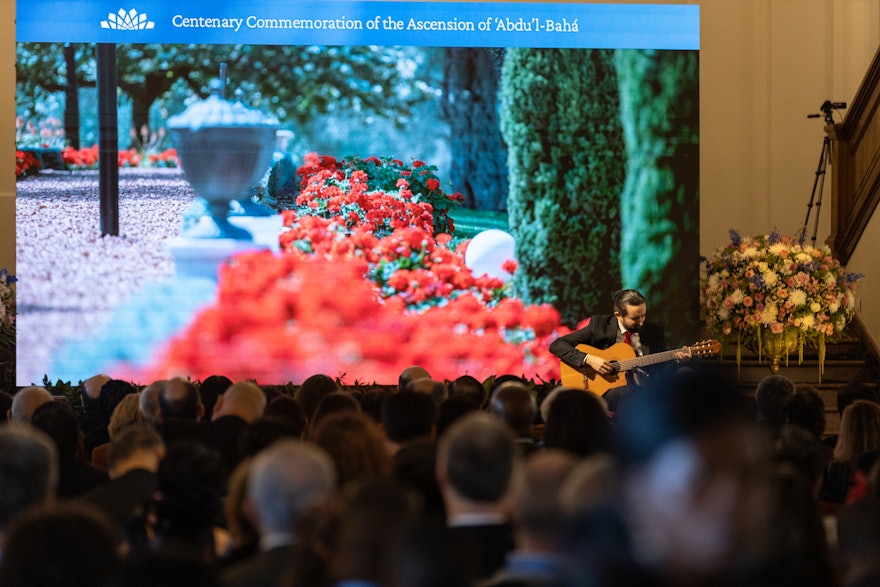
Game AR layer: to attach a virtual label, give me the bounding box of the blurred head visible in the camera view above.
[108,392,145,439]
[31,401,80,459]
[197,375,232,421]
[159,378,203,421]
[312,411,391,489]
[0,425,58,533]
[834,399,880,463]
[0,502,120,587]
[405,378,448,405]
[8,386,52,424]
[788,385,826,440]
[449,374,486,408]
[514,449,577,549]
[436,412,516,504]
[212,381,267,424]
[489,383,537,438]
[139,380,164,425]
[107,424,164,478]
[247,440,336,536]
[542,389,613,458]
[297,374,339,421]
[399,366,431,394]
[382,391,435,445]
[755,375,795,428]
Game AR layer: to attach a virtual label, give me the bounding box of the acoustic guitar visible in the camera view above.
[558,339,721,396]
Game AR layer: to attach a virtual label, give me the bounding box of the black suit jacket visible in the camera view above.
[549,314,666,369]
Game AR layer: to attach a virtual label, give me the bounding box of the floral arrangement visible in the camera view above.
[702,230,862,367]
[0,269,16,349]
[15,150,41,179]
[142,153,570,384]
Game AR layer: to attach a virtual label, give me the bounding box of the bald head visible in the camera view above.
[406,378,448,405]
[139,380,163,425]
[213,381,267,423]
[82,374,111,401]
[399,366,431,393]
[159,378,202,421]
[8,387,53,424]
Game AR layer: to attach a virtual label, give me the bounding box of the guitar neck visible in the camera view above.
[614,347,683,372]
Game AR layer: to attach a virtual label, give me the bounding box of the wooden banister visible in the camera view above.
[830,45,880,265]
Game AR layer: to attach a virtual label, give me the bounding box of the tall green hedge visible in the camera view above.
[500,49,625,326]
[615,50,700,344]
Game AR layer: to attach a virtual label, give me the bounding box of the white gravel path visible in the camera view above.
[15,168,196,385]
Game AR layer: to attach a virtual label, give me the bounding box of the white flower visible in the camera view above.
[801,314,816,329]
[760,305,778,325]
[763,271,778,286]
[825,274,836,286]
[829,301,840,314]
[795,253,812,264]
[847,291,856,309]
[742,246,760,259]
[768,243,787,255]
[729,290,745,305]
[810,302,822,313]
[788,289,807,306]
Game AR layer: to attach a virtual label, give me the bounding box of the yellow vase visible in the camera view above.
[748,329,800,373]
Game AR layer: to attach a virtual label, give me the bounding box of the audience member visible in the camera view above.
[138,379,164,426]
[84,378,137,457]
[0,502,121,587]
[325,479,423,587]
[542,389,614,458]
[159,377,204,421]
[91,392,145,469]
[264,394,308,437]
[80,373,111,435]
[489,383,539,456]
[7,385,52,424]
[30,400,109,499]
[198,375,233,421]
[311,411,392,489]
[309,391,362,435]
[436,412,518,582]
[398,365,431,393]
[239,417,300,459]
[296,373,339,422]
[406,377,449,404]
[754,374,795,438]
[823,381,880,449]
[152,440,228,563]
[80,425,164,543]
[789,385,835,470]
[820,399,880,504]
[449,374,486,408]
[837,495,880,587]
[357,387,392,424]
[392,438,445,523]
[221,440,336,587]
[435,395,480,437]
[0,425,58,543]
[381,390,436,456]
[483,449,578,587]
[221,459,259,567]
[211,381,267,470]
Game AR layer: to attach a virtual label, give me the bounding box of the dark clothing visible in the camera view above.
[549,314,667,370]
[221,544,293,587]
[819,460,854,503]
[80,467,157,540]
[57,455,110,499]
[448,522,515,582]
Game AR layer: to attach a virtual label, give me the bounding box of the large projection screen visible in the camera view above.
[15,1,700,385]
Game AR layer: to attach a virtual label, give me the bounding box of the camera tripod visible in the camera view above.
[802,101,846,246]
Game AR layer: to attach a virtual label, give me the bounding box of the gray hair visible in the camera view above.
[248,440,336,535]
[0,425,59,530]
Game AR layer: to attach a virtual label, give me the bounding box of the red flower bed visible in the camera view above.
[144,152,570,384]
[62,145,179,170]
[15,150,41,179]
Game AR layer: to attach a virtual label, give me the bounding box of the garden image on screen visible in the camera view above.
[15,1,700,386]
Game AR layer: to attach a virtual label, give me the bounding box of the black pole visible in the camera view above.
[97,43,119,236]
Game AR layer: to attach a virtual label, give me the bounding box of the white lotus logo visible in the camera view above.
[100,8,155,30]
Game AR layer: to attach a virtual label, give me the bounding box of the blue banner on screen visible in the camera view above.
[17,1,699,49]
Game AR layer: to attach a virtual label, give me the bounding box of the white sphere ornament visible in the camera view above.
[464,229,517,282]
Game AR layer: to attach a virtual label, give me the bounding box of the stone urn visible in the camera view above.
[168,81,278,240]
